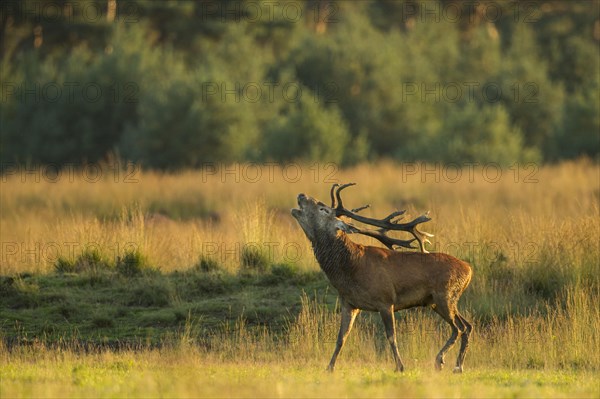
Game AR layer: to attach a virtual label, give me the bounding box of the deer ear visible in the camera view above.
[335,219,357,234]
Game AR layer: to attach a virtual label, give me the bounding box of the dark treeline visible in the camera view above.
[1,0,598,168]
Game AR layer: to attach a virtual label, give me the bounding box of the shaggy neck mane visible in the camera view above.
[311,230,361,285]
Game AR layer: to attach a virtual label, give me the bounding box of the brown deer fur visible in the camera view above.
[291,193,473,373]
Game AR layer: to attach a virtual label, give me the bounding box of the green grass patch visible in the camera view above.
[0,268,330,347]
[116,250,154,277]
[194,255,221,273]
[240,245,270,272]
[1,354,598,398]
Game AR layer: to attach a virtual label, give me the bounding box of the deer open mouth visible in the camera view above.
[291,208,302,218]
[291,194,307,218]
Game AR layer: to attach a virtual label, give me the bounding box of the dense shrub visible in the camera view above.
[1,1,598,167]
[73,250,111,273]
[240,246,270,273]
[263,91,351,164]
[194,256,221,273]
[116,250,152,277]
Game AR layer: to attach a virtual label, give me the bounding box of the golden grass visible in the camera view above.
[1,160,599,396]
[2,349,598,398]
[1,289,599,398]
[2,160,598,275]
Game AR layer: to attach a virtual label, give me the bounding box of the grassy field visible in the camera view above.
[3,349,599,398]
[1,160,599,397]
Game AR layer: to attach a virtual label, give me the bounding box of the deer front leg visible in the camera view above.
[327,302,359,372]
[379,306,405,372]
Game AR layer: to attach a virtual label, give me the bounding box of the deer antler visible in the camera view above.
[331,183,433,253]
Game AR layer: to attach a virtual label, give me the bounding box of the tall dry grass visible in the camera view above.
[196,285,598,371]
[1,160,598,371]
[2,160,597,275]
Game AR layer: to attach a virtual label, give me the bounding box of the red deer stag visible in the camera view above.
[291,183,473,373]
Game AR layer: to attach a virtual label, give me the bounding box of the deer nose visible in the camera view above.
[298,193,307,200]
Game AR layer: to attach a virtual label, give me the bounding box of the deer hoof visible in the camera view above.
[435,357,444,371]
[326,365,335,373]
[453,366,463,374]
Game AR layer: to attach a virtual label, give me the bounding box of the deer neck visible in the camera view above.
[311,230,359,285]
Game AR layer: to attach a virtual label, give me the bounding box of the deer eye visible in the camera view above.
[319,207,330,214]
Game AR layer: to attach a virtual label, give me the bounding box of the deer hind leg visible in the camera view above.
[453,313,473,373]
[379,306,405,372]
[432,301,461,371]
[327,302,359,372]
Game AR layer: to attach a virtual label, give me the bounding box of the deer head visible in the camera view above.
[291,193,356,243]
[292,184,433,252]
